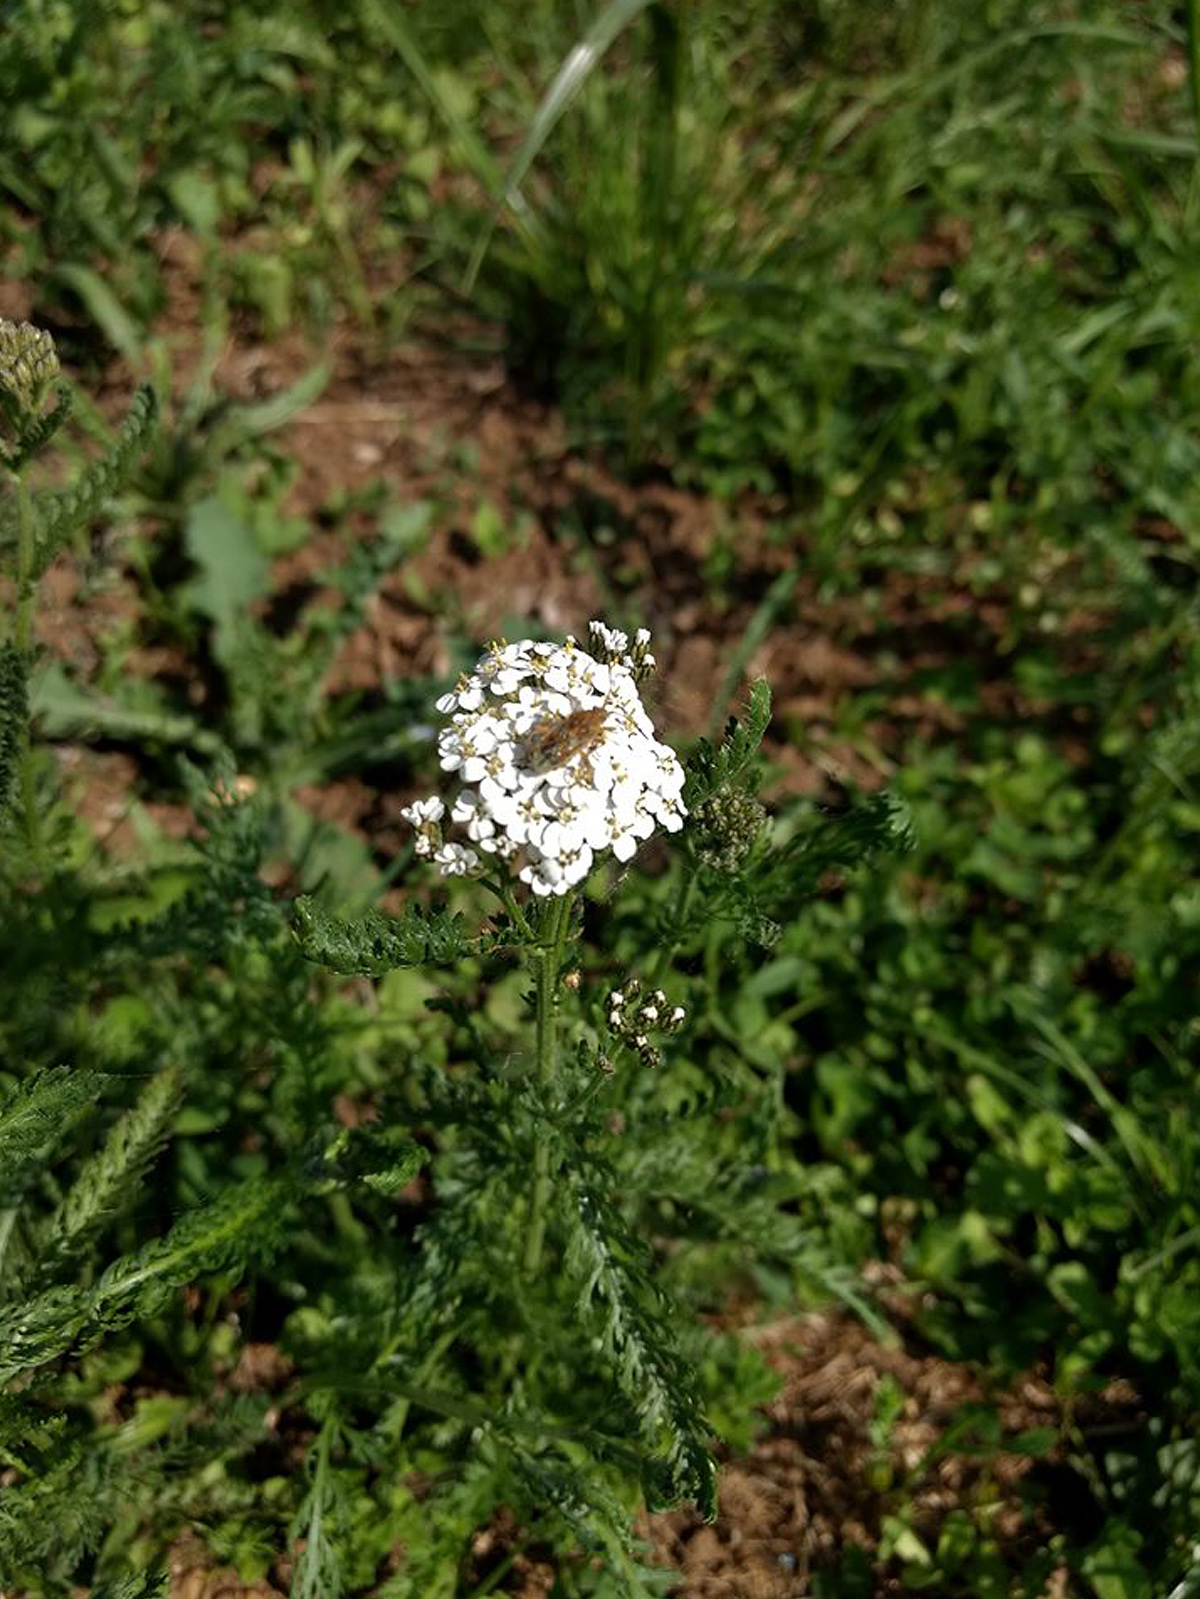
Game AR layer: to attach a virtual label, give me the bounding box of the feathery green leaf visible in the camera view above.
[564,1175,717,1519]
[292,895,491,976]
[35,1068,183,1281]
[683,678,771,810]
[0,1068,102,1203]
[29,385,157,576]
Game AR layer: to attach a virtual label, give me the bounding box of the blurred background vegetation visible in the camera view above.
[3,0,1200,1593]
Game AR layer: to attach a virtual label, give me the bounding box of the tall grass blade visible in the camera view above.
[464,0,659,292]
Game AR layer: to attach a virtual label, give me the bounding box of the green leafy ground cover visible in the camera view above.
[2,1,1200,1594]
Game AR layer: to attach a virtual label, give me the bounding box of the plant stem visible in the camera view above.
[1188,0,1200,149]
[649,857,695,982]
[10,466,43,865]
[12,468,34,656]
[522,891,574,1277]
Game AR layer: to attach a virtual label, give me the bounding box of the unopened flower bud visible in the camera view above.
[0,318,59,416]
[693,787,767,872]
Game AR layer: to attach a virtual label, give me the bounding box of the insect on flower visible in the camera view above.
[518,706,610,775]
[408,623,686,895]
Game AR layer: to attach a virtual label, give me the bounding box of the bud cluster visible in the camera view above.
[0,319,60,420]
[693,786,766,873]
[606,979,686,1069]
[585,620,656,683]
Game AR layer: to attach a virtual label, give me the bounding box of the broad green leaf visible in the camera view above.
[183,495,270,668]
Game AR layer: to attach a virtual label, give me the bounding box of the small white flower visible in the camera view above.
[400,796,445,826]
[433,841,479,877]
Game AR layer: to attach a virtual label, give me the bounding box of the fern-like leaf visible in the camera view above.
[289,1419,346,1599]
[33,1067,183,1282]
[563,1175,717,1520]
[508,1447,636,1562]
[0,641,27,826]
[683,678,771,810]
[30,384,157,576]
[0,1067,102,1203]
[292,895,491,976]
[7,382,73,472]
[94,1172,292,1316]
[90,1579,170,1599]
[0,1173,293,1382]
[771,789,914,897]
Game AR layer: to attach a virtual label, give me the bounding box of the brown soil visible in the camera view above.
[642,1309,1097,1599]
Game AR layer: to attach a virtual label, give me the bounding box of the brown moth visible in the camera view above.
[518,706,610,774]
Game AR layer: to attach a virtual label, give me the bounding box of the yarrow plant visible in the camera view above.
[401,621,685,895]
[1,327,914,1596]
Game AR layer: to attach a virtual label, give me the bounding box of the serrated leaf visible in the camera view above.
[564,1176,717,1520]
[90,1578,169,1599]
[770,789,914,899]
[291,895,489,975]
[35,1068,183,1280]
[684,679,771,809]
[25,385,158,576]
[0,1068,102,1203]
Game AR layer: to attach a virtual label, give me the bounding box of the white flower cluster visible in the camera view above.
[400,623,685,896]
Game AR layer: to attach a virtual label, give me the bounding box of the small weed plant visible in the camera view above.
[0,325,907,1593]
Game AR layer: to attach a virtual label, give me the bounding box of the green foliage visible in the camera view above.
[1,381,72,472]
[683,677,772,810]
[34,1068,184,1280]
[0,1066,103,1203]
[0,384,158,574]
[564,1174,717,1519]
[0,641,26,824]
[3,1,1200,1593]
[291,895,499,975]
[90,1580,169,1599]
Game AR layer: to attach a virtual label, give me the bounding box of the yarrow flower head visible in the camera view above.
[401,622,685,895]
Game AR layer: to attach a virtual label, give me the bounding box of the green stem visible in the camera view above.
[10,466,43,864]
[482,874,532,941]
[522,892,574,1277]
[1188,0,1200,149]
[649,858,696,982]
[13,468,34,656]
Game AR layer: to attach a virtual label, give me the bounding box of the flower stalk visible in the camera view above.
[524,890,574,1277]
[399,622,687,1277]
[7,460,43,865]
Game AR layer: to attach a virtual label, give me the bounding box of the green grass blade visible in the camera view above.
[464,0,659,292]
